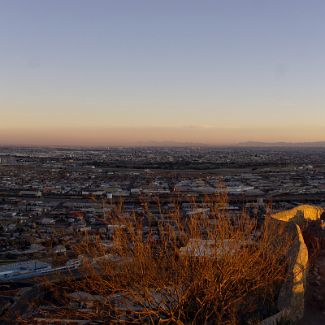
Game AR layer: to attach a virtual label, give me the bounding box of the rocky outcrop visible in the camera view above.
[272,205,323,224]
[261,205,323,324]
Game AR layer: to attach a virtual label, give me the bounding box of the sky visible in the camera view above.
[0,0,325,146]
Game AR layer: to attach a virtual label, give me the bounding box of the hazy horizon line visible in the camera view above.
[2,140,325,149]
[1,125,325,147]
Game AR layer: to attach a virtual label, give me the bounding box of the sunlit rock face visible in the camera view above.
[269,204,323,322]
[291,224,308,295]
[272,205,324,224]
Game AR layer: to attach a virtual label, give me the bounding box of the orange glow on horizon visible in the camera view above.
[1,126,325,146]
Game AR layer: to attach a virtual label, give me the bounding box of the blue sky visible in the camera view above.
[0,0,325,145]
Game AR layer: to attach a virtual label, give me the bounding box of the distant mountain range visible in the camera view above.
[3,141,325,149]
[131,141,325,148]
[237,141,325,147]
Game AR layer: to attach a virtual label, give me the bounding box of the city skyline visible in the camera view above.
[1,1,325,145]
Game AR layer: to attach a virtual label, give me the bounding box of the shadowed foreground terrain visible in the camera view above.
[1,202,324,324]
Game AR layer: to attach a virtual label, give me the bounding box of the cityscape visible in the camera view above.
[0,146,325,323]
[1,1,325,324]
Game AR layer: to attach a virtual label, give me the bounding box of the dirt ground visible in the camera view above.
[298,249,325,324]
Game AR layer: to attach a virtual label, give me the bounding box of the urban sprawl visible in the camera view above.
[1,146,325,320]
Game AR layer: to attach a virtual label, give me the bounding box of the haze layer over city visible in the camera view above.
[1,1,325,324]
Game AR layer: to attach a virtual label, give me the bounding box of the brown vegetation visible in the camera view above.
[20,194,295,324]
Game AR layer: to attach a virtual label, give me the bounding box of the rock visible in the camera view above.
[312,293,322,301]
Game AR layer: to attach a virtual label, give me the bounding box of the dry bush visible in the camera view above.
[23,194,295,324]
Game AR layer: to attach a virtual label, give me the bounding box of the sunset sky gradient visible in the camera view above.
[1,0,325,146]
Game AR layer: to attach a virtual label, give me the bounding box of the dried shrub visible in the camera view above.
[19,194,294,324]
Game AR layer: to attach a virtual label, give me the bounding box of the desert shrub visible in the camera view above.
[21,195,294,324]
